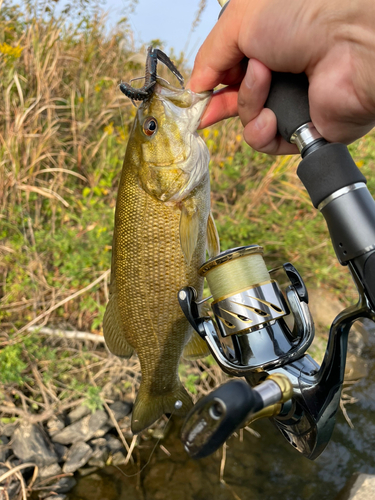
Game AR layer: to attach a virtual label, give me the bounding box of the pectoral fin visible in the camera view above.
[206,211,220,258]
[180,204,200,264]
[183,331,210,359]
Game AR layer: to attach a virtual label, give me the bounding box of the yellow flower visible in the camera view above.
[104,122,114,135]
[116,126,127,142]
[356,160,364,168]
[0,42,23,59]
[202,129,210,139]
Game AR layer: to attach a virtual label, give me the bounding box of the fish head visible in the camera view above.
[130,79,212,202]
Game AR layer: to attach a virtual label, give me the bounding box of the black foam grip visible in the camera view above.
[265,72,311,142]
[297,143,367,208]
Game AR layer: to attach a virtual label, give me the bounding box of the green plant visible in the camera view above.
[83,386,104,412]
[0,344,28,384]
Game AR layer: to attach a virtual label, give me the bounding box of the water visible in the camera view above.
[68,322,375,500]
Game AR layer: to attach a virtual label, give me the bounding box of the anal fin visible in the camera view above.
[131,382,193,434]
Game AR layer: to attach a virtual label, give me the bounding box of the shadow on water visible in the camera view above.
[68,322,375,500]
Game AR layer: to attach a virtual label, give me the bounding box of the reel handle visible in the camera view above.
[181,376,292,459]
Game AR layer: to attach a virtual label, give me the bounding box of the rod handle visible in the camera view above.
[265,72,311,143]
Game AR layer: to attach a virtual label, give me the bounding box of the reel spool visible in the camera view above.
[199,245,289,336]
[179,245,314,373]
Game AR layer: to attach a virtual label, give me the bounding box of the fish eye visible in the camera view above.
[143,117,158,136]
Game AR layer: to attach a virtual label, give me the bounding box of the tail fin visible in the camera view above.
[131,382,193,434]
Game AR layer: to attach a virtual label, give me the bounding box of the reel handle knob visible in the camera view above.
[181,376,292,459]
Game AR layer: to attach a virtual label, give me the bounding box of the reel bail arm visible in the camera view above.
[178,256,314,375]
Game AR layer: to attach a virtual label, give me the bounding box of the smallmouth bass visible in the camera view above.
[103,78,220,433]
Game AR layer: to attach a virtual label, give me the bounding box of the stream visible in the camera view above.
[67,321,375,500]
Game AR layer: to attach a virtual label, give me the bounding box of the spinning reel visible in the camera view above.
[178,0,375,461]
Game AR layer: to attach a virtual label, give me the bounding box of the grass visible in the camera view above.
[1,0,375,440]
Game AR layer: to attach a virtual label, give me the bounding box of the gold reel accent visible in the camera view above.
[245,374,294,426]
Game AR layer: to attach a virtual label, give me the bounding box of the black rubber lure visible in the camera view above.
[120,46,184,101]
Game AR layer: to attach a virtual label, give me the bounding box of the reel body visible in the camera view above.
[179,245,370,460]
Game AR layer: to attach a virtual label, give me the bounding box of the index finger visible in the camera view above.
[189,2,245,92]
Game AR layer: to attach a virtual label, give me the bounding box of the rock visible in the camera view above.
[6,481,20,500]
[12,423,58,466]
[66,405,91,424]
[91,423,113,439]
[1,423,17,437]
[78,466,99,476]
[50,476,76,493]
[104,435,123,453]
[111,450,128,466]
[108,401,132,421]
[336,473,375,500]
[308,289,366,342]
[53,443,69,463]
[63,441,93,473]
[46,416,65,436]
[43,496,67,500]
[88,447,109,468]
[0,435,10,462]
[308,289,344,330]
[89,437,107,448]
[38,463,62,479]
[307,289,371,366]
[345,352,369,382]
[52,410,109,445]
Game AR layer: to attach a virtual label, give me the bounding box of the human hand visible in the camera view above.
[189,0,375,154]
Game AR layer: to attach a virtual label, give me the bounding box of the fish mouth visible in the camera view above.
[155,78,212,105]
[155,81,212,133]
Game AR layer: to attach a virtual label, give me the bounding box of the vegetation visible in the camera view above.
[1,0,375,428]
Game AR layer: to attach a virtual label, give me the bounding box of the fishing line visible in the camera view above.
[117,91,126,131]
[113,400,183,478]
[203,251,270,300]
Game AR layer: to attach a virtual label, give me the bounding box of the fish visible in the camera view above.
[103,74,220,434]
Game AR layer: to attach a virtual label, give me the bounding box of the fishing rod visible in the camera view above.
[178,0,375,460]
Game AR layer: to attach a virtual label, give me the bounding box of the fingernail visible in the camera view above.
[255,111,268,130]
[245,59,255,89]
